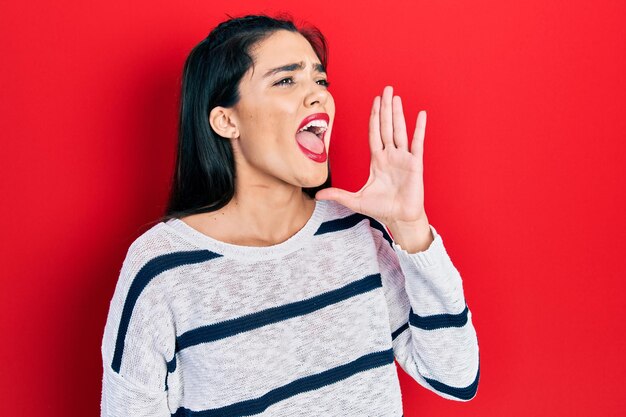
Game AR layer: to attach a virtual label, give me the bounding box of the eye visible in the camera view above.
[317,79,330,88]
[274,77,294,87]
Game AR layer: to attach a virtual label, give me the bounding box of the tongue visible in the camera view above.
[295,131,324,154]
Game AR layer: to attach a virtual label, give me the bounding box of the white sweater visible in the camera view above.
[101,200,479,417]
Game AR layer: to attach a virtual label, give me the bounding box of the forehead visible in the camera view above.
[249,30,320,72]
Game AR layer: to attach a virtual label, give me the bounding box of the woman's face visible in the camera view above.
[230,30,335,190]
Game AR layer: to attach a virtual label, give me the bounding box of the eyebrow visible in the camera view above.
[263,61,326,78]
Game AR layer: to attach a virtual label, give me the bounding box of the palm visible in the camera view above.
[316,86,428,225]
[355,144,424,223]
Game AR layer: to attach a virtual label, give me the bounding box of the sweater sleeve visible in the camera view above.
[101,244,174,417]
[375,224,480,401]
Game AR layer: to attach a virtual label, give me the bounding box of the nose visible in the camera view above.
[304,80,330,108]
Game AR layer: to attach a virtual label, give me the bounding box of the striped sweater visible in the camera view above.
[101,200,479,416]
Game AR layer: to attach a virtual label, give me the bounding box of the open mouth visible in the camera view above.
[295,113,329,158]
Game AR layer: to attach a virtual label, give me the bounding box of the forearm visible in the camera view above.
[383,225,479,400]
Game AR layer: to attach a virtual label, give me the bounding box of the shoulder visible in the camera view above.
[116,221,220,290]
[122,222,192,268]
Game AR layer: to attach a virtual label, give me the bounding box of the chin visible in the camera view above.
[298,168,328,188]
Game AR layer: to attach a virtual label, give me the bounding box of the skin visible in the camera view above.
[183,30,433,253]
[183,30,335,246]
[316,88,434,253]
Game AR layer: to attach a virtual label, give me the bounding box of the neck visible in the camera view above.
[219,178,315,246]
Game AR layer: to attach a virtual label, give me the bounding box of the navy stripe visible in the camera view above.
[314,213,364,235]
[166,356,177,373]
[314,213,393,246]
[391,322,409,341]
[424,364,480,400]
[366,216,394,246]
[409,305,469,331]
[171,349,395,417]
[165,356,177,391]
[111,250,223,373]
[176,273,383,353]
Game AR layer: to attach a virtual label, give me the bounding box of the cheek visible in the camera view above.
[236,106,294,162]
[252,108,296,146]
[237,106,267,144]
[328,94,336,119]
[241,103,286,135]
[325,96,337,144]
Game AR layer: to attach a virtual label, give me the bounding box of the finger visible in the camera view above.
[380,86,394,149]
[392,96,408,150]
[368,96,382,152]
[315,187,360,211]
[411,110,427,159]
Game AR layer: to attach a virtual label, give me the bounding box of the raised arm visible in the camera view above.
[316,85,479,399]
[374,221,480,400]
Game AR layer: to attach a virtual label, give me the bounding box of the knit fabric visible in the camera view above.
[101,200,479,417]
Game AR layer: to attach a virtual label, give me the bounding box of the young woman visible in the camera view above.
[101,15,479,417]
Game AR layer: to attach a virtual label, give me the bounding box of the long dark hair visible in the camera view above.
[163,15,331,220]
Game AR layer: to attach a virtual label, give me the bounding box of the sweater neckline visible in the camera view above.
[163,200,328,260]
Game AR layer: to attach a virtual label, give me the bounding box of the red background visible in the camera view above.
[1,0,625,415]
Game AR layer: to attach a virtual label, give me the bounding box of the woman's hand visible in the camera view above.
[315,86,434,252]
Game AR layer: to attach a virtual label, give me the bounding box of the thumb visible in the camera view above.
[315,187,360,211]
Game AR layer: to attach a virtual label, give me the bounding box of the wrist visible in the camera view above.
[387,216,433,253]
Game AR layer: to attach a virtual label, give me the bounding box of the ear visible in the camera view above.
[209,106,239,139]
